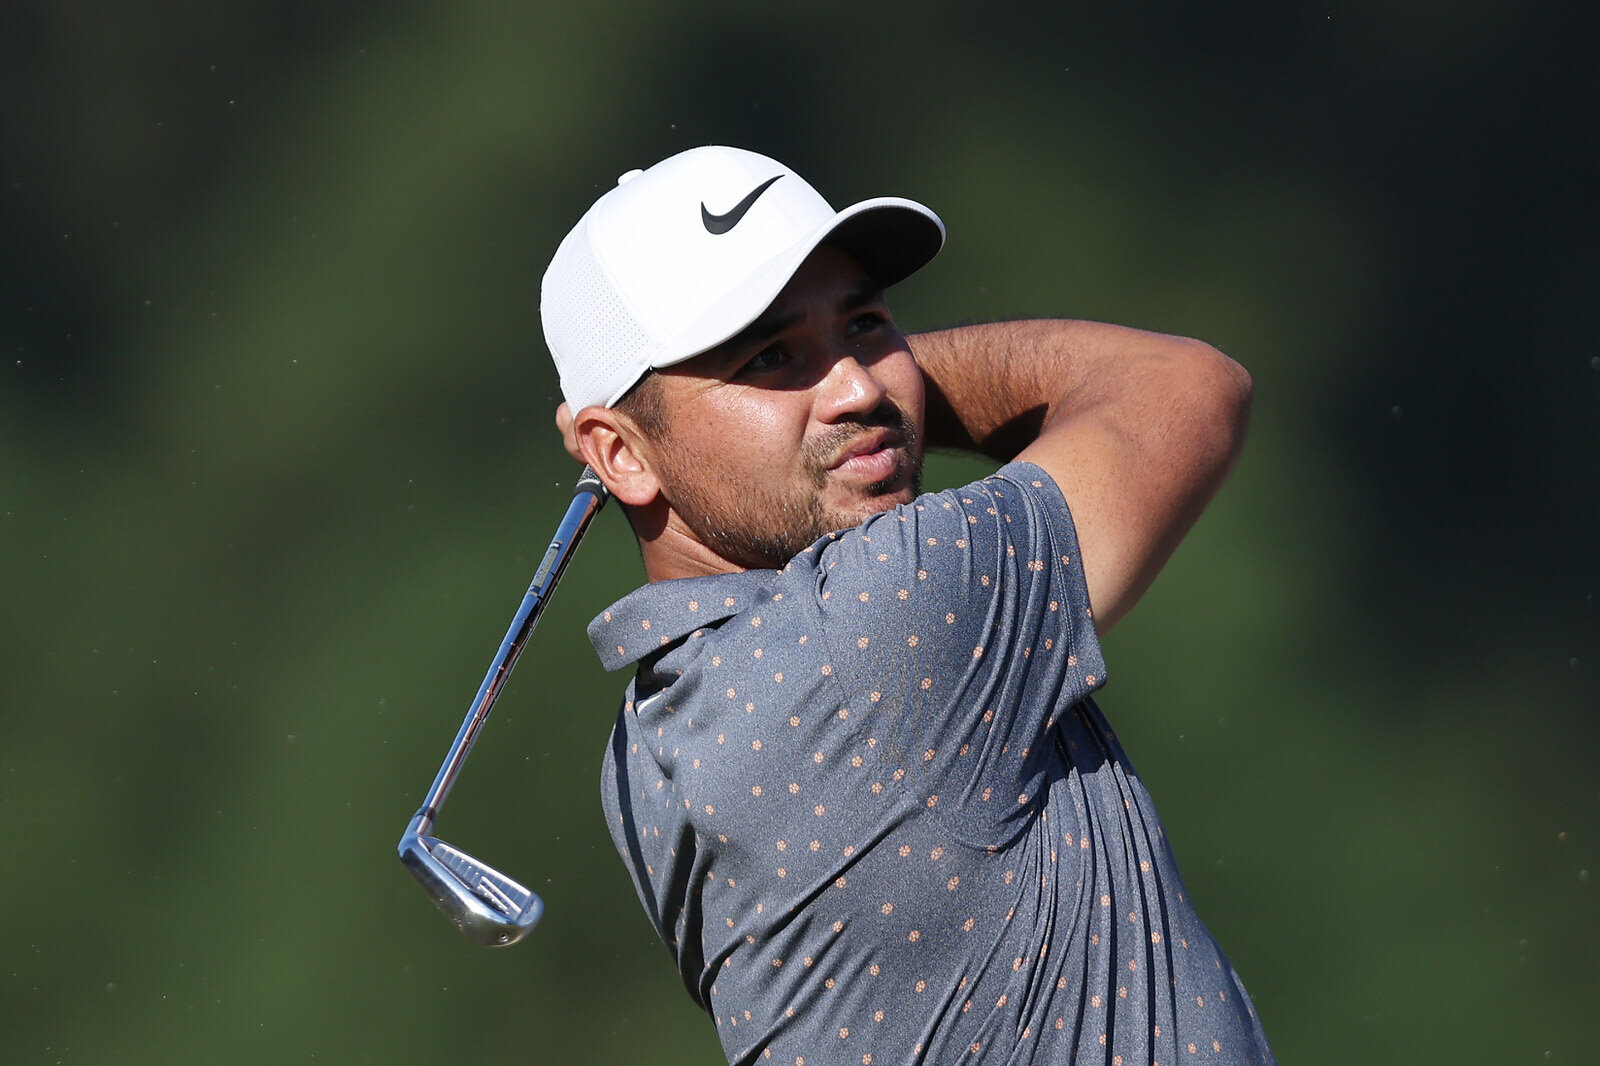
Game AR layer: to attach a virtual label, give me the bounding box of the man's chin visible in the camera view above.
[827,477,919,528]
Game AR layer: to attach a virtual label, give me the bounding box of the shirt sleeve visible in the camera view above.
[812,461,1106,848]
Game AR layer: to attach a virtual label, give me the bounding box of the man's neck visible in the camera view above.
[633,507,754,583]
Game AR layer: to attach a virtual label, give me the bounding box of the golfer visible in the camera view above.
[543,146,1274,1065]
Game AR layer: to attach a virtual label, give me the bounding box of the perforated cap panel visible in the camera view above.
[542,218,657,412]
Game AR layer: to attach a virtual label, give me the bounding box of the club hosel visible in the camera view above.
[404,810,435,842]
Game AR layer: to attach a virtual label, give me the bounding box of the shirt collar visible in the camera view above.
[587,569,776,671]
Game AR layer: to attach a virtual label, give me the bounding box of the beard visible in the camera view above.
[656,410,923,570]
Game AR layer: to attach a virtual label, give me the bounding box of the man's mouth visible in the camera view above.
[827,429,905,486]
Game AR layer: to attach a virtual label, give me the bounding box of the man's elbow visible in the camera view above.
[1165,336,1253,469]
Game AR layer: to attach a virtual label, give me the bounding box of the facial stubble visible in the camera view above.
[657,412,923,570]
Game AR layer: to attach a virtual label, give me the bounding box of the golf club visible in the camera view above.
[399,466,609,945]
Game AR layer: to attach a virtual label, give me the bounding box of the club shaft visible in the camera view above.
[411,467,609,835]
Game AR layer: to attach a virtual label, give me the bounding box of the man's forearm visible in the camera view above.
[913,320,1084,457]
[912,319,1249,460]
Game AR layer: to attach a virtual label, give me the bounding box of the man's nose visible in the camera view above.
[815,353,889,423]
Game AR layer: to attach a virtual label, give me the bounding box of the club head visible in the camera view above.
[399,826,543,947]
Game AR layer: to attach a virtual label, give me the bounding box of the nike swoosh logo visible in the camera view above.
[701,175,783,234]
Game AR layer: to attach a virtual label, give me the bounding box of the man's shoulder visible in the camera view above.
[888,461,1070,535]
[815,461,1070,569]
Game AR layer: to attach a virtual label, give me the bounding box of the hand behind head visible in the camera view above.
[554,402,584,463]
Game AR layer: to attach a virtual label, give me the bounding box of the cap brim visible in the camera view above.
[634,197,945,387]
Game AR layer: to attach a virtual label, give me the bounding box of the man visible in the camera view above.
[542,146,1273,1065]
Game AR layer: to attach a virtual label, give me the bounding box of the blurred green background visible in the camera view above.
[3,2,1596,1063]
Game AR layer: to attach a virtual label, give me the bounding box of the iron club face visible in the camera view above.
[399,817,543,946]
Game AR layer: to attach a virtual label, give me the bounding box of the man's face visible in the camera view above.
[640,245,926,570]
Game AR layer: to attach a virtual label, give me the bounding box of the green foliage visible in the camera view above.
[2,3,1595,1063]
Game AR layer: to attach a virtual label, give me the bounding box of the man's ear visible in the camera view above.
[570,405,661,508]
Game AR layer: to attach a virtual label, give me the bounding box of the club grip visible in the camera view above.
[574,465,609,502]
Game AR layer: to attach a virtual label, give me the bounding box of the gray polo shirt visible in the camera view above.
[594,462,1274,1066]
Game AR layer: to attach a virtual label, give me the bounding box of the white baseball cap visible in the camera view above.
[541,146,945,412]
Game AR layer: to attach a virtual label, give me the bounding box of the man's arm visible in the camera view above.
[911,320,1251,634]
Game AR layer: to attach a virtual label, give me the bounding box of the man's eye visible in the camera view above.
[743,346,789,374]
[846,312,886,337]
